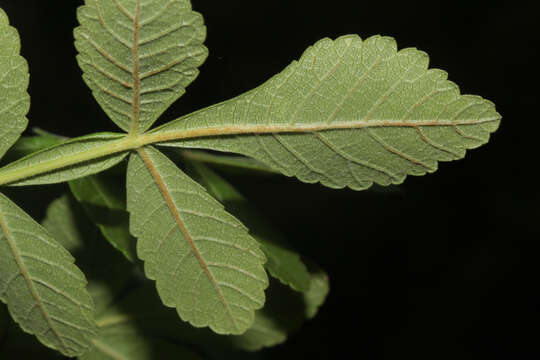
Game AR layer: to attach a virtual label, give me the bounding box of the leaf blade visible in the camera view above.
[0,193,97,357]
[153,35,501,190]
[74,0,208,133]
[0,8,29,160]
[0,132,129,186]
[127,146,268,334]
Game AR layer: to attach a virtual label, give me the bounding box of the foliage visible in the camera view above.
[0,1,500,358]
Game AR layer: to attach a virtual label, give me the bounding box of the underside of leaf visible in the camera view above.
[153,35,501,190]
[0,193,97,357]
[0,133,129,186]
[127,146,268,334]
[0,8,29,160]
[75,0,208,133]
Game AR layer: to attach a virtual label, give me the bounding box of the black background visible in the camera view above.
[0,0,537,359]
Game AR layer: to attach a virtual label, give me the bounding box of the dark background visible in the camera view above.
[0,0,537,359]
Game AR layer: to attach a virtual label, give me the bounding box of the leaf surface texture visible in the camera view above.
[0,193,97,356]
[0,9,29,159]
[75,0,208,133]
[127,146,268,334]
[155,35,501,190]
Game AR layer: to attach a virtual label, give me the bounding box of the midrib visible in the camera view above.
[129,0,141,135]
[136,148,240,332]
[0,116,498,187]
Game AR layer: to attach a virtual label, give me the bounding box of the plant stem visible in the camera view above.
[0,115,499,186]
[0,136,134,186]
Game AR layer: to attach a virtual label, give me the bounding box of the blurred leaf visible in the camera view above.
[0,302,7,341]
[1,136,64,164]
[31,127,68,140]
[69,171,137,262]
[302,261,330,319]
[80,326,202,360]
[180,150,278,175]
[91,263,328,353]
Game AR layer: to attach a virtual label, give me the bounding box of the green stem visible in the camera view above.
[0,115,498,186]
[0,136,136,186]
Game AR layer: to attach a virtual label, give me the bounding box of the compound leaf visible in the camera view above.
[0,193,97,357]
[0,8,29,160]
[154,35,501,190]
[0,132,129,186]
[75,0,208,133]
[127,146,268,334]
[185,160,311,292]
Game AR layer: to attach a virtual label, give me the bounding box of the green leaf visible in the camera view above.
[75,0,208,134]
[234,265,329,351]
[80,327,203,360]
[93,269,328,353]
[0,8,29,160]
[31,127,68,140]
[0,193,97,357]
[69,172,137,262]
[302,261,329,319]
[0,302,7,341]
[153,35,501,190]
[42,194,134,315]
[127,146,268,334]
[227,280,304,351]
[0,302,63,360]
[0,132,129,186]
[180,150,279,174]
[1,136,64,164]
[85,284,213,359]
[43,195,195,359]
[185,160,311,292]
